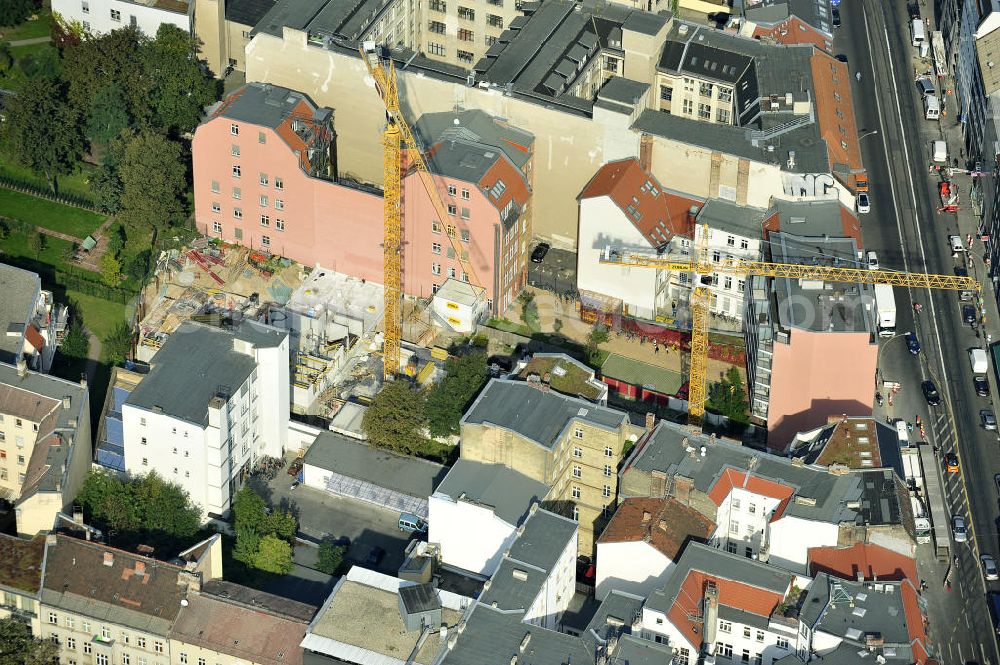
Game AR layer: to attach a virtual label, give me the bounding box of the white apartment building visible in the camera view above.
[0,264,67,374]
[122,320,289,520]
[53,0,191,36]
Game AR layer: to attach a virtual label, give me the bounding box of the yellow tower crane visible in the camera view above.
[360,44,482,379]
[601,225,981,428]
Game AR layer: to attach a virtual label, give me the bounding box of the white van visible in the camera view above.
[912,18,926,47]
[971,348,989,374]
[924,95,940,120]
[933,140,947,162]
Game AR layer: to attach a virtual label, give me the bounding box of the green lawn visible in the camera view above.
[10,41,54,58]
[0,152,98,201]
[0,11,52,42]
[0,189,105,238]
[0,230,73,266]
[64,290,129,344]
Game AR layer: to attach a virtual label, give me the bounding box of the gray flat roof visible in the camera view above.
[774,199,851,238]
[625,420,866,524]
[303,431,448,498]
[646,542,792,614]
[413,109,534,171]
[220,82,315,129]
[0,264,39,364]
[126,321,286,426]
[696,198,767,237]
[434,460,550,526]
[226,0,277,26]
[769,232,874,334]
[597,77,650,107]
[461,378,628,449]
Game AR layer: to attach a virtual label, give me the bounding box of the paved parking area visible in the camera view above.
[252,457,413,576]
[527,246,577,295]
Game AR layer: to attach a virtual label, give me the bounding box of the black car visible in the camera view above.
[530,242,550,263]
[964,304,978,325]
[364,546,386,567]
[906,332,921,355]
[331,536,351,549]
[835,54,848,63]
[975,375,991,397]
[832,7,841,27]
[922,380,942,406]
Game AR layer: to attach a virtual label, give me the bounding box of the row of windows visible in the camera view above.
[730,497,758,513]
[0,431,25,447]
[0,415,33,429]
[569,485,613,500]
[0,469,25,483]
[0,450,26,465]
[212,175,284,191]
[571,464,614,478]
[715,643,762,665]
[431,221,472,241]
[48,613,164,653]
[718,621,767,642]
[572,445,615,458]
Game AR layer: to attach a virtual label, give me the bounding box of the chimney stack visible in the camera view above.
[645,412,656,430]
[16,358,27,378]
[641,511,651,523]
[80,374,88,390]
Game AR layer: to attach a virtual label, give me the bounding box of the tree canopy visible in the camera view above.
[425,351,488,437]
[361,380,429,455]
[0,617,59,665]
[114,130,188,230]
[231,486,297,576]
[706,366,749,425]
[87,84,131,145]
[0,0,37,27]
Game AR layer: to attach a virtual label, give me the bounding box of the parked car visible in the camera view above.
[983,409,997,431]
[946,452,960,473]
[983,554,999,581]
[330,536,351,549]
[530,243,550,263]
[950,234,965,254]
[364,546,386,567]
[975,375,990,397]
[906,332,921,355]
[836,54,849,63]
[921,380,941,406]
[832,7,841,26]
[916,77,936,98]
[953,514,968,543]
[964,304,978,325]
[866,250,879,270]
[857,192,871,213]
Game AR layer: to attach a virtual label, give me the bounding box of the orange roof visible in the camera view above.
[478,155,531,214]
[24,324,44,352]
[579,159,700,247]
[707,468,795,507]
[597,497,715,561]
[752,16,831,50]
[274,99,314,170]
[811,51,863,177]
[901,581,931,664]
[807,543,918,583]
[667,571,785,647]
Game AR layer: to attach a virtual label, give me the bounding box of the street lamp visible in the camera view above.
[858,129,879,142]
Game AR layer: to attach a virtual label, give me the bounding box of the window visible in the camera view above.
[0,468,6,481]
[698,103,712,120]
[213,221,222,234]
[572,506,580,521]
[81,1,89,12]
[447,185,457,196]
[729,519,739,534]
[16,473,24,484]
[66,617,74,628]
[232,187,241,200]
[275,199,284,210]
[233,208,242,219]
[432,242,442,254]
[460,229,470,242]
[716,643,733,659]
[571,486,581,499]
[604,445,613,458]
[211,180,220,193]
[460,207,470,219]
[429,20,446,33]
[448,266,456,279]
[429,0,446,9]
[276,219,285,231]
[82,19,90,29]
[259,195,268,207]
[212,202,221,214]
[137,637,146,649]
[110,8,121,21]
[121,633,129,645]
[741,649,750,664]
[14,419,21,428]
[232,165,241,178]
[447,204,457,215]
[260,173,269,186]
[97,654,108,665]
[274,177,283,190]
[718,87,732,102]
[67,637,76,650]
[458,6,474,19]
[123,655,130,665]
[573,446,582,458]
[48,612,57,624]
[458,28,474,41]
[260,215,270,226]
[573,427,584,439]
[745,523,754,536]
[0,450,5,460]
[724,276,733,290]
[101,626,111,640]
[572,465,582,478]
[457,50,474,63]
[180,654,188,664]
[231,144,240,157]
[756,630,764,642]
[139,660,147,665]
[428,42,446,56]
[432,263,441,275]
[753,655,762,665]
[487,13,503,27]
[682,99,693,114]
[699,82,713,97]
[719,619,732,633]
[432,221,441,234]
[743,627,752,639]
[776,637,790,650]
[602,485,611,498]
[198,660,206,665]
[261,235,271,248]
[659,85,673,101]
[258,131,266,144]
[676,648,690,665]
[716,108,731,124]
[732,498,741,510]
[485,35,497,46]
[740,238,749,250]
[603,465,612,477]
[141,457,148,466]
[231,123,239,136]
[83,644,92,655]
[154,642,164,654]
[748,503,756,514]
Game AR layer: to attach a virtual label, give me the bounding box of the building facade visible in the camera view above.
[121,321,289,519]
[0,264,67,374]
[52,0,191,36]
[0,533,44,633]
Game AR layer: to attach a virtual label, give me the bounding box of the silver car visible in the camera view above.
[983,554,999,581]
[983,410,998,431]
[953,515,968,543]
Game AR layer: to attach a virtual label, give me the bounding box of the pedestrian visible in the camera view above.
[856,71,862,82]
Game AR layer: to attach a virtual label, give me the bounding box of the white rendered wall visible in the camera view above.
[595,540,673,601]
[52,0,189,36]
[428,493,518,577]
[767,517,840,573]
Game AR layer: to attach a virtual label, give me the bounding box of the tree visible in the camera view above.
[2,78,83,193]
[425,352,488,437]
[114,130,187,229]
[103,320,133,364]
[232,486,267,535]
[17,46,59,80]
[586,323,609,360]
[519,291,539,332]
[87,84,131,145]
[254,535,293,574]
[91,162,123,214]
[60,319,89,359]
[132,471,201,539]
[106,223,127,257]
[233,524,261,567]
[126,248,151,282]
[144,25,218,135]
[0,43,12,72]
[27,230,44,256]
[361,380,428,454]
[0,0,37,27]
[316,540,346,575]
[0,616,59,665]
[100,252,122,286]
[264,510,297,542]
[706,366,749,425]
[60,26,149,123]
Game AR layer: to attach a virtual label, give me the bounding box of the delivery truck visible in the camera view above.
[970,348,988,374]
[874,283,896,337]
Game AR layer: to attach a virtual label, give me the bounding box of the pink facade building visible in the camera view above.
[193,85,533,316]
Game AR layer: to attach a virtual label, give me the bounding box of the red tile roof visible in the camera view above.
[478,155,531,214]
[752,16,831,50]
[901,580,931,665]
[597,497,715,561]
[667,571,786,647]
[807,543,918,583]
[24,324,44,352]
[811,51,863,177]
[578,159,700,248]
[707,468,795,507]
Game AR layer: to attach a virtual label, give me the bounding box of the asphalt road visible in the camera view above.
[837,0,1000,661]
